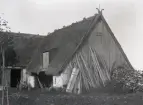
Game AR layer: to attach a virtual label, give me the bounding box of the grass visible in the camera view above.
[0,88,143,105]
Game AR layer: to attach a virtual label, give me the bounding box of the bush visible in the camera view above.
[111,66,143,93]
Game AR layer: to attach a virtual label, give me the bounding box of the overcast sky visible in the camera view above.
[0,0,143,70]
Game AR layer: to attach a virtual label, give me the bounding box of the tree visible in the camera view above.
[0,14,10,32]
[0,14,19,66]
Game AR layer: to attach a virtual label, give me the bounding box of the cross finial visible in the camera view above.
[96,4,104,14]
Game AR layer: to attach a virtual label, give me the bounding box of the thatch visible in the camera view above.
[27,15,96,73]
[0,32,44,67]
[37,13,133,75]
[0,13,134,76]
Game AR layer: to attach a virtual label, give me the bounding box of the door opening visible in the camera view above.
[10,69,21,87]
[38,71,53,88]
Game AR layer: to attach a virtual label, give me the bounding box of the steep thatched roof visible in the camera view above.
[27,15,97,74]
[0,32,44,67]
[27,13,134,74]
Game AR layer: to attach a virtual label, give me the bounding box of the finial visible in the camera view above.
[96,4,104,14]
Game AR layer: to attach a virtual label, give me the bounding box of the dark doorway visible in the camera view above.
[31,72,40,88]
[10,69,21,87]
[38,71,53,88]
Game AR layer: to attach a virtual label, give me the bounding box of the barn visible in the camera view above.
[27,11,134,94]
[0,11,134,93]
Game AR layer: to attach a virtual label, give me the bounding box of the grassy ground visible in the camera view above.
[0,88,143,105]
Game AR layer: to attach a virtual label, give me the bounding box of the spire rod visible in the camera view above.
[99,4,100,11]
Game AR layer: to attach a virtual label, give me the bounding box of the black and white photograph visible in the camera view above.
[0,0,143,105]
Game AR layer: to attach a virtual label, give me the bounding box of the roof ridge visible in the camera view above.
[46,15,95,38]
